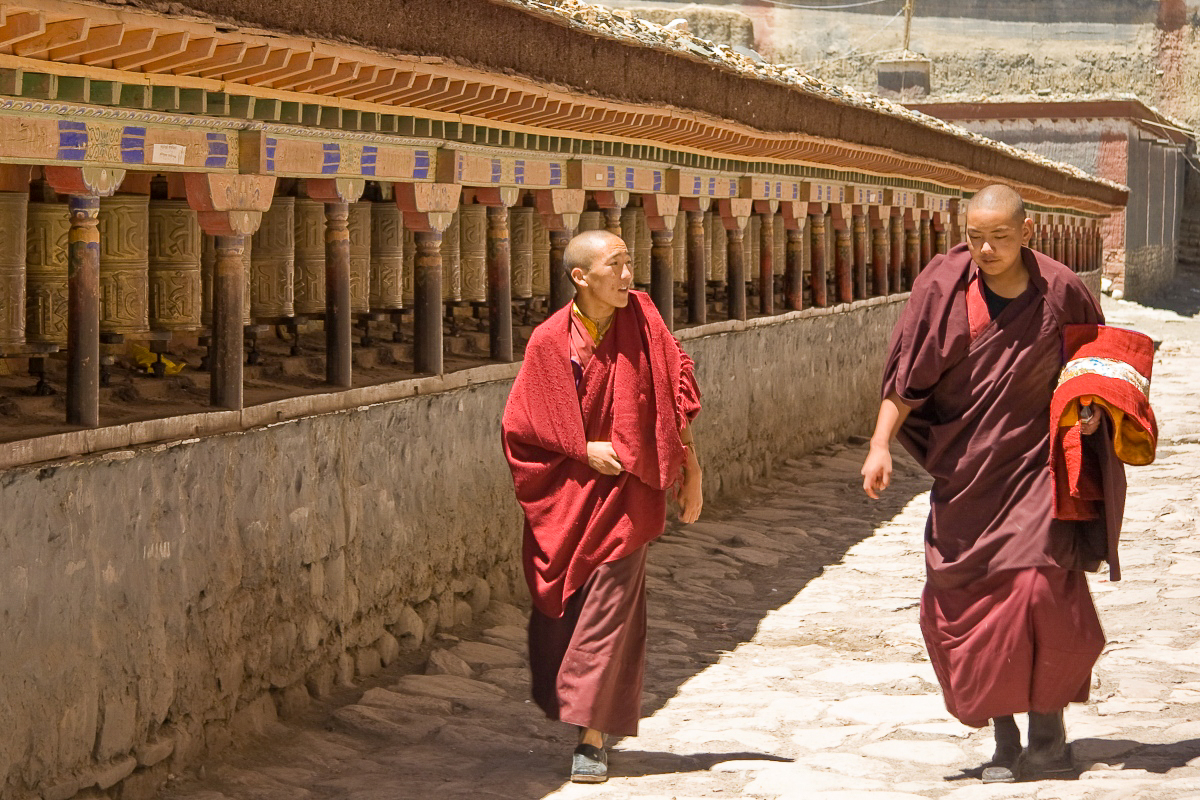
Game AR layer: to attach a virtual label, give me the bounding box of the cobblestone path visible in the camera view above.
[164,283,1200,800]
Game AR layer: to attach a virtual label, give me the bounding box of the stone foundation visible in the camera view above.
[0,295,905,799]
[1124,244,1177,301]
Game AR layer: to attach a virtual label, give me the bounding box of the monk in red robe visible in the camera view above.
[502,229,703,783]
[861,185,1121,783]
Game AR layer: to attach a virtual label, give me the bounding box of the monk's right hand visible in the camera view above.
[586,441,623,475]
[861,443,892,499]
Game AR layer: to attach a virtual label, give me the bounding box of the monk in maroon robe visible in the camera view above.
[502,230,703,783]
[861,185,1121,783]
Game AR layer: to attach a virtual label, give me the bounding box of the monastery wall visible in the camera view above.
[0,297,903,799]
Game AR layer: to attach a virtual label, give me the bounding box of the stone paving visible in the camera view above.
[162,280,1200,800]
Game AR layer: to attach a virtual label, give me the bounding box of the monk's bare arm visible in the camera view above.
[861,393,912,499]
[677,424,703,524]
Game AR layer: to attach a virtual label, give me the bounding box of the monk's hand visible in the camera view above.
[861,442,892,499]
[586,441,623,475]
[676,464,703,524]
[1078,405,1102,436]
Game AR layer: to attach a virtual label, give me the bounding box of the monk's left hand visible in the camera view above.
[1078,405,1102,436]
[676,467,703,524]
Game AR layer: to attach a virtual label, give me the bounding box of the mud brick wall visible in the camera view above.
[0,296,905,799]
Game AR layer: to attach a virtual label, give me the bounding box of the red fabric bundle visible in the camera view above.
[502,291,700,618]
[1051,324,1157,522]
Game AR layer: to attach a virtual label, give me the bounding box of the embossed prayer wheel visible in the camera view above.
[532,211,551,297]
[369,201,404,310]
[577,210,603,233]
[25,202,70,346]
[440,209,462,303]
[459,204,487,304]
[202,234,252,326]
[148,200,203,331]
[348,201,372,314]
[510,206,534,301]
[774,214,786,276]
[98,194,150,335]
[708,211,726,282]
[250,196,295,320]
[0,192,27,349]
[745,215,759,284]
[293,197,326,316]
[672,212,686,283]
[634,207,651,287]
[402,227,416,306]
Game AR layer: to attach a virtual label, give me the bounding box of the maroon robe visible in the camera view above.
[503,291,701,734]
[883,244,1114,727]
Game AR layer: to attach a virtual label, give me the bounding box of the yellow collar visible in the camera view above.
[572,302,613,344]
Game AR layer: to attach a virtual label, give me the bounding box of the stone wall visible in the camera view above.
[0,295,906,800]
[1125,244,1178,299]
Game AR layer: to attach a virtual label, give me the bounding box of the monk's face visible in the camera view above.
[966,206,1034,279]
[572,236,633,315]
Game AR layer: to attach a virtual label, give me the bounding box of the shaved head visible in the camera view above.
[967,184,1027,225]
[564,229,624,275]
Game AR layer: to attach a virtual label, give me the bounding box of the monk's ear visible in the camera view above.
[1020,217,1034,245]
[570,266,588,290]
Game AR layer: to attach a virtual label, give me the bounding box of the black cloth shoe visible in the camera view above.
[981,715,1022,783]
[1020,709,1074,777]
[570,743,608,783]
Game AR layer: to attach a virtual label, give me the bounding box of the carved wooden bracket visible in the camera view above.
[779,200,806,231]
[470,186,520,208]
[306,178,365,204]
[534,189,585,232]
[184,173,276,236]
[394,182,462,233]
[679,196,712,213]
[592,190,630,210]
[44,166,126,197]
[717,198,753,231]
[641,194,680,233]
[753,199,780,215]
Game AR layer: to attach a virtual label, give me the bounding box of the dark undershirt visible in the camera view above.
[981,278,1015,320]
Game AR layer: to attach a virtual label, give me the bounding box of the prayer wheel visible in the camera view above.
[672,212,686,283]
[250,196,295,320]
[745,215,759,284]
[202,234,252,326]
[348,201,372,314]
[148,200,202,331]
[98,194,149,335]
[532,211,551,297]
[620,206,640,280]
[293,197,326,316]
[577,210,603,233]
[634,207,651,287]
[510,206,534,300]
[25,202,70,346]
[440,209,461,303]
[402,227,416,306]
[459,203,487,304]
[707,211,726,282]
[369,201,404,310]
[773,214,786,277]
[0,192,27,349]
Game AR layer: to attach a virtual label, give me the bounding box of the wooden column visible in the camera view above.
[810,211,828,308]
[535,189,584,314]
[549,229,572,312]
[871,219,889,296]
[1052,227,1064,264]
[890,210,905,292]
[852,214,868,300]
[686,207,707,324]
[785,227,804,310]
[906,221,921,287]
[935,226,948,256]
[719,199,751,321]
[642,194,680,329]
[487,204,513,362]
[45,167,126,426]
[835,224,853,304]
[758,210,774,315]
[919,215,933,267]
[396,182,462,376]
[308,178,365,388]
[183,173,274,409]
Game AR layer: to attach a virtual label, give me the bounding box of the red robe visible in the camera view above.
[883,244,1118,727]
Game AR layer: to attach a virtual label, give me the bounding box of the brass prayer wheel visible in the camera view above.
[532,211,551,297]
[148,200,203,331]
[577,210,603,233]
[634,206,651,287]
[402,227,415,306]
[0,192,27,349]
[707,211,726,282]
[250,196,295,320]
[458,204,487,304]
[773,214,786,277]
[510,206,534,300]
[440,209,461,303]
[672,213,686,283]
[348,201,372,314]
[746,215,759,284]
[201,234,253,326]
[25,202,69,346]
[293,197,326,316]
[98,194,150,335]
[369,201,404,310]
